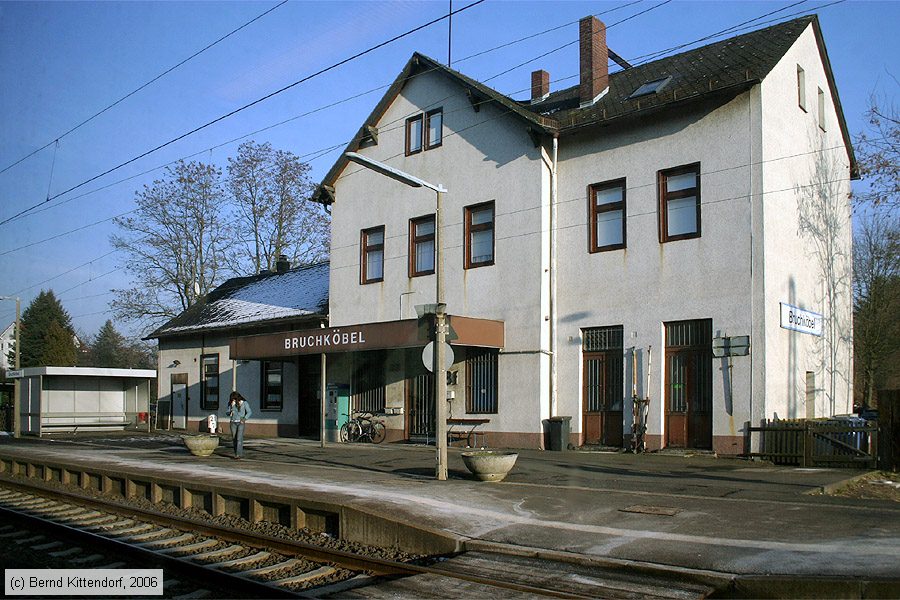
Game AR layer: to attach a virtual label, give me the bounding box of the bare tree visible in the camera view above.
[853,211,900,407]
[227,141,329,274]
[111,161,234,332]
[797,139,854,413]
[855,88,899,209]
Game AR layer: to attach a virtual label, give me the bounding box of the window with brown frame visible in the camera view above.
[589,179,626,252]
[464,201,495,269]
[406,109,442,155]
[425,109,443,149]
[409,214,435,277]
[405,115,423,155]
[261,361,283,411]
[360,226,385,284]
[200,354,219,411]
[658,163,701,242]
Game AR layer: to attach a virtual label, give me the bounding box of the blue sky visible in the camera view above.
[0,0,897,338]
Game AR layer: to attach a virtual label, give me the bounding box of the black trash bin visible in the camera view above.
[547,416,571,451]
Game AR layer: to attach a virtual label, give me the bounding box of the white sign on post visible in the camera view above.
[422,341,454,371]
[780,303,823,336]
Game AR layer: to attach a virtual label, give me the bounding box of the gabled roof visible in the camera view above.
[313,14,857,204]
[145,262,329,340]
[312,52,558,204]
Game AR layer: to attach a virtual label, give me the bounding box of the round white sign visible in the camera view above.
[422,341,454,371]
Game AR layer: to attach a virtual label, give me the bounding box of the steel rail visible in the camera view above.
[0,474,591,598]
[0,502,296,598]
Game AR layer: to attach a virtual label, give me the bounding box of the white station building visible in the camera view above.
[153,15,856,453]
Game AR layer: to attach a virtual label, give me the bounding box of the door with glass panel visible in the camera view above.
[664,320,712,449]
[582,326,624,447]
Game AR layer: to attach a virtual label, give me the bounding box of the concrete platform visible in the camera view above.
[0,432,897,581]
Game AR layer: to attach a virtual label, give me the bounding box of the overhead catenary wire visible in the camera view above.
[2,1,852,318]
[0,0,658,228]
[0,0,766,229]
[0,0,487,227]
[0,0,290,178]
[0,1,851,259]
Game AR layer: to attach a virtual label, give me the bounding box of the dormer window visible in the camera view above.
[628,76,672,100]
[405,108,443,155]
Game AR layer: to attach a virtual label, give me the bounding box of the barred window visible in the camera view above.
[583,326,624,412]
[352,351,386,414]
[200,354,219,410]
[261,361,283,411]
[466,348,498,414]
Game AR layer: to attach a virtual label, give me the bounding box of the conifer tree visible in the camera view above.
[19,291,77,367]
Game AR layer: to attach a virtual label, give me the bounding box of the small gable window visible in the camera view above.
[628,76,672,99]
[406,115,423,155]
[817,87,826,131]
[797,65,806,111]
[406,108,443,155]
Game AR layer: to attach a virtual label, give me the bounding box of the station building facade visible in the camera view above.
[152,15,856,453]
[311,14,856,453]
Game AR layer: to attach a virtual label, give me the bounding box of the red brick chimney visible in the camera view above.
[579,16,608,106]
[531,69,550,102]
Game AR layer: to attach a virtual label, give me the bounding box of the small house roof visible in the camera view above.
[145,261,329,340]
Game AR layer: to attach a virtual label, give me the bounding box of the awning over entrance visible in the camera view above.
[229,315,504,360]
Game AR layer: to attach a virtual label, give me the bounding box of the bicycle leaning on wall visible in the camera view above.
[340,412,386,443]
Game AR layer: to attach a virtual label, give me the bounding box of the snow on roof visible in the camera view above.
[148,261,328,338]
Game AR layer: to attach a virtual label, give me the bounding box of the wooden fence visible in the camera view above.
[744,418,878,468]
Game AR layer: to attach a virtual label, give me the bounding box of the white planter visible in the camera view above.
[461,451,519,482]
[182,434,219,457]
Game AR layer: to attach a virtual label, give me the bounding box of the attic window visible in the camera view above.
[628,76,672,99]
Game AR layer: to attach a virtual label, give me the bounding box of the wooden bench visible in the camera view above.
[447,418,490,448]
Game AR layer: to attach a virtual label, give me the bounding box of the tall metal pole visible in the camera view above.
[13,298,20,438]
[434,190,448,480]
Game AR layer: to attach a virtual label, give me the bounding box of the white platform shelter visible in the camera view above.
[11,367,155,436]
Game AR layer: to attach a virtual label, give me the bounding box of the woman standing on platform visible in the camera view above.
[226,391,252,459]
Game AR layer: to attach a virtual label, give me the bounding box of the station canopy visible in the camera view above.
[229,316,504,360]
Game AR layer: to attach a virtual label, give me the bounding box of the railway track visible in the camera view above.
[0,476,719,598]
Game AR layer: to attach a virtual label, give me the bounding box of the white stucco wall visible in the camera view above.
[759,24,854,420]
[554,93,756,450]
[157,335,300,432]
[329,70,550,437]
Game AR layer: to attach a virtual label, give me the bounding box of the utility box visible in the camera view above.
[547,416,572,451]
[325,384,350,442]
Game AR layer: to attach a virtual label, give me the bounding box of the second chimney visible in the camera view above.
[531,69,550,102]
[275,255,291,274]
[579,16,608,107]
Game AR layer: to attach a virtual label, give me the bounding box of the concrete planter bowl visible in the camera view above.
[182,434,219,457]
[461,451,519,482]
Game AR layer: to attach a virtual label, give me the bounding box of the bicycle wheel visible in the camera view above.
[339,422,354,443]
[370,421,386,444]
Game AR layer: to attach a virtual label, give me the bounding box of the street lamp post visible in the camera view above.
[345,152,449,481]
[0,296,20,438]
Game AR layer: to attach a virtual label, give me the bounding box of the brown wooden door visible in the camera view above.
[664,320,712,450]
[582,351,624,447]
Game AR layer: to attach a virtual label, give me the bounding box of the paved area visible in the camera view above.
[1,432,898,580]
